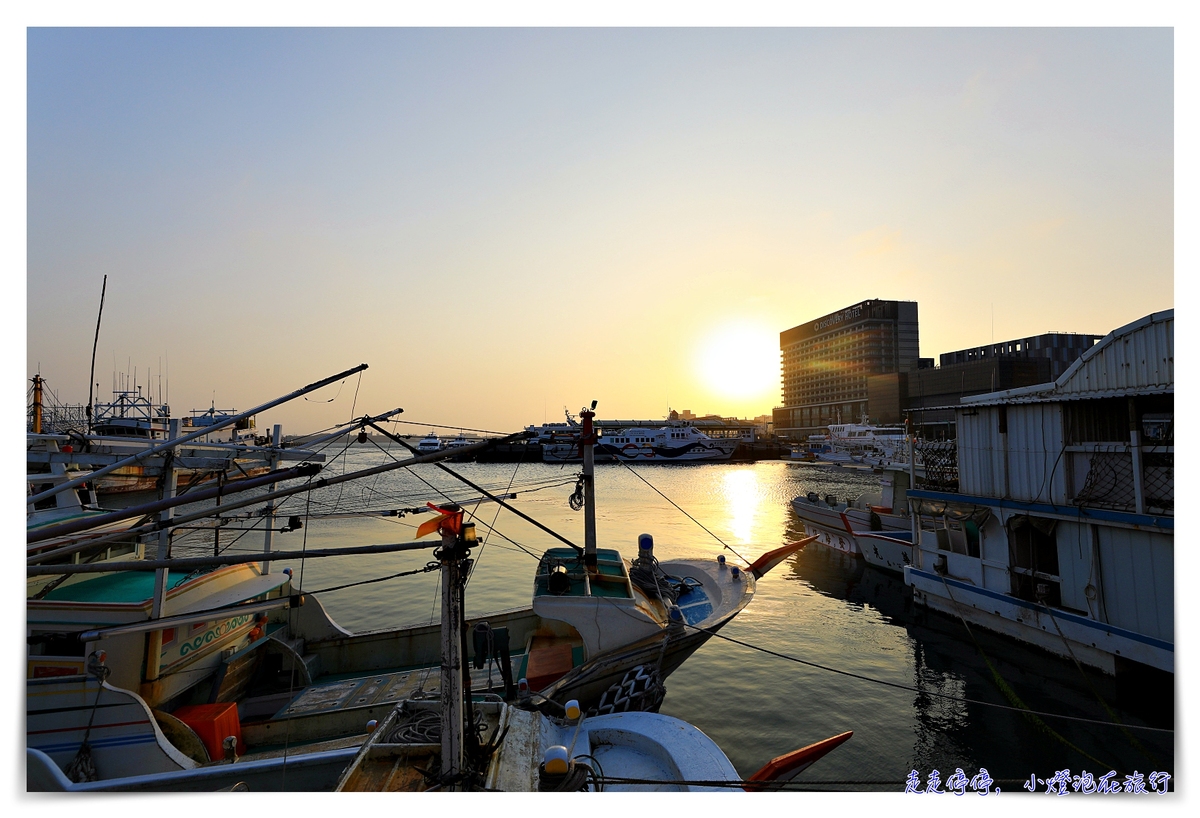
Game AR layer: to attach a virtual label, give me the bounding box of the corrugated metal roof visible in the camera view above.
[960,310,1172,407]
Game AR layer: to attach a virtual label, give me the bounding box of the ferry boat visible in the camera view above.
[902,310,1173,680]
[542,423,737,463]
[415,432,443,454]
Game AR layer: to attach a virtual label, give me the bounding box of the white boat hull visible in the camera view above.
[905,566,1173,675]
[790,498,908,558]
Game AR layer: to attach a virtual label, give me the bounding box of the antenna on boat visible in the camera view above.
[580,400,599,574]
[85,275,107,433]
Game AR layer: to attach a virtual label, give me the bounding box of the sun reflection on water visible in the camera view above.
[720,468,762,544]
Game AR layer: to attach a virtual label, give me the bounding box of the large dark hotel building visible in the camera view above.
[773,299,920,440]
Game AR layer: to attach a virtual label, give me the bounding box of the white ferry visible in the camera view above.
[415,432,442,454]
[542,424,737,463]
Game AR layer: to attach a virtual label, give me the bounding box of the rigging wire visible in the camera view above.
[467,446,529,587]
[298,561,440,596]
[387,419,509,436]
[608,457,750,564]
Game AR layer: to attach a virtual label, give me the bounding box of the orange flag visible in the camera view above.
[415,502,463,539]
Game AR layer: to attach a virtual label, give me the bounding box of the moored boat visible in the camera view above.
[903,310,1173,679]
[543,422,737,463]
[415,432,443,453]
[26,387,812,789]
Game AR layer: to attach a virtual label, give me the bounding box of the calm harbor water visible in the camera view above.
[164,446,1174,790]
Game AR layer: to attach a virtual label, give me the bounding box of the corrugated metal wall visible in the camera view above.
[1058,313,1173,395]
[958,403,1065,502]
[957,407,998,496]
[1096,527,1173,641]
[1055,521,1094,616]
[1008,404,1067,503]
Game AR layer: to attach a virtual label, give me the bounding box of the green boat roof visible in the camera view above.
[540,547,623,563]
[41,570,192,604]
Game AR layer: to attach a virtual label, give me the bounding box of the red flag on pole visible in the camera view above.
[415,502,464,539]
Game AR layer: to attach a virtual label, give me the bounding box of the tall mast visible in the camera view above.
[435,508,473,787]
[580,401,598,573]
[31,374,43,434]
[86,275,107,433]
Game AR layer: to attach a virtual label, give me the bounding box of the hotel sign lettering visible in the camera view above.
[780,299,902,347]
[813,305,863,333]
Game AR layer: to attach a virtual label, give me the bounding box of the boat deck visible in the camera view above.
[276,660,532,720]
[533,547,632,599]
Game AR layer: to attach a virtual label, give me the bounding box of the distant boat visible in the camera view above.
[415,432,443,454]
[543,423,737,463]
[445,433,472,449]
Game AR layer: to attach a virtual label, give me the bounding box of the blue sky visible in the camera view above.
[23,27,1174,433]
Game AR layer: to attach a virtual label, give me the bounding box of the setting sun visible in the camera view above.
[694,323,779,401]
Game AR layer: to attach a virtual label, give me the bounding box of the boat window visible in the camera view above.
[28,631,86,657]
[1007,516,1060,606]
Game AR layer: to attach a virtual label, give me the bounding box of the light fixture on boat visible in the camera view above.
[462,522,477,544]
[638,533,654,559]
[542,745,569,775]
[717,554,726,567]
[548,564,571,595]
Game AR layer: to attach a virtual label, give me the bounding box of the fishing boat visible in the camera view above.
[826,422,906,461]
[837,512,915,574]
[336,696,853,792]
[27,449,146,598]
[334,506,849,792]
[29,507,844,792]
[903,310,1173,680]
[28,377,276,495]
[26,382,812,789]
[789,474,912,557]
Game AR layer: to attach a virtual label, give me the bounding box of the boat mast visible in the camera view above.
[86,275,107,434]
[31,374,43,434]
[435,508,474,787]
[580,401,598,573]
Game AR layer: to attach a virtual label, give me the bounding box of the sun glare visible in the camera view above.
[695,323,779,400]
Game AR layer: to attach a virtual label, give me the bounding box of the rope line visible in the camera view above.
[387,419,509,436]
[610,459,750,564]
[298,561,439,596]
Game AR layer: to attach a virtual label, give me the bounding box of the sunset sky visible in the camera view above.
[22,27,1174,436]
